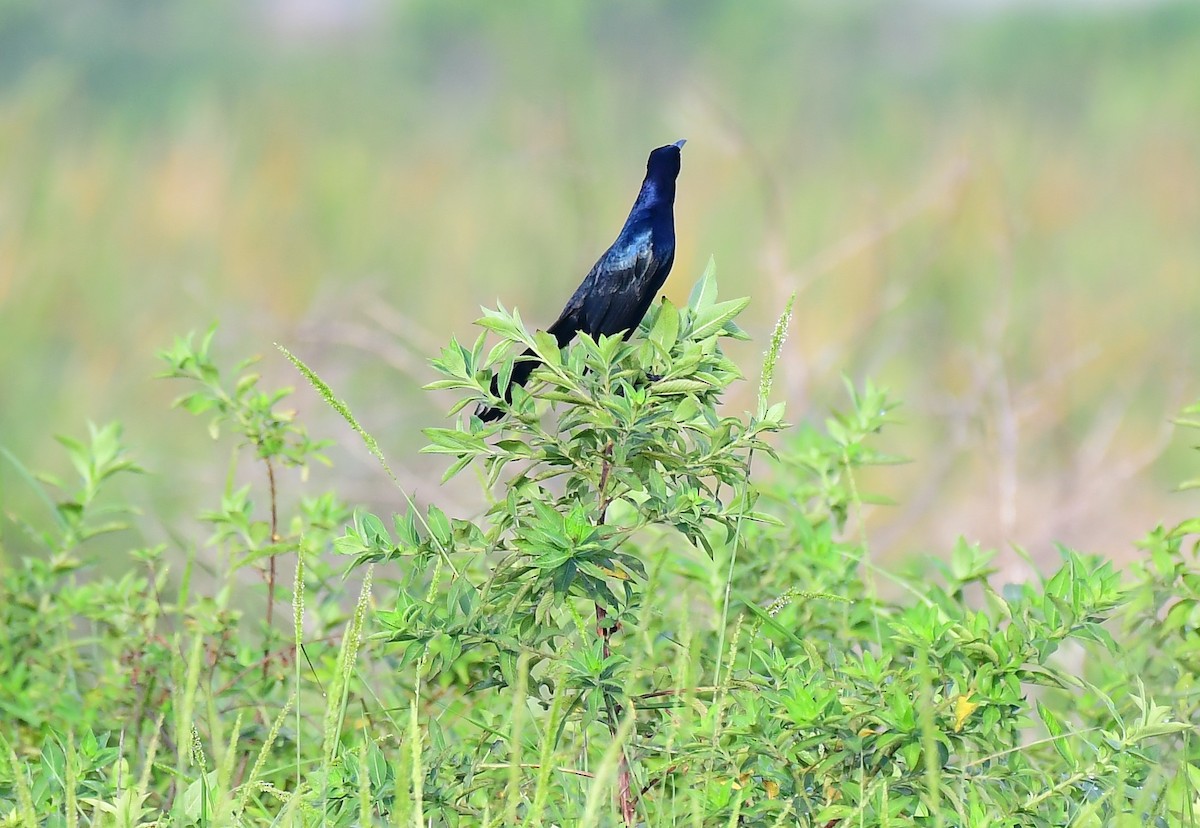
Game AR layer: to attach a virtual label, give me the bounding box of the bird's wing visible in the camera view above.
[589,243,658,336]
[549,235,658,340]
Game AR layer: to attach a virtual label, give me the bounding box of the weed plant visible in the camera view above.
[1,265,1198,826]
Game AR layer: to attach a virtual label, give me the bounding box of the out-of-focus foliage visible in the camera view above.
[1,1,1199,563]
[3,283,1200,825]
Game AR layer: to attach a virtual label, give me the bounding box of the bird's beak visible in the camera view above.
[673,139,687,149]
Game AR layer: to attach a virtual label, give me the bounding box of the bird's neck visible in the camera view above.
[630,175,676,217]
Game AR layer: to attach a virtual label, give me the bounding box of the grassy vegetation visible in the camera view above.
[0,268,1195,820]
[2,268,1200,824]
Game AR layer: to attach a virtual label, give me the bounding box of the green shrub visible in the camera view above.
[1,265,1198,826]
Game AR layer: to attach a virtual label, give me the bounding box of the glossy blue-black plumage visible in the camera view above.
[478,140,685,421]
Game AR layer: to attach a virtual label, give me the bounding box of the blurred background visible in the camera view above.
[1,0,1198,572]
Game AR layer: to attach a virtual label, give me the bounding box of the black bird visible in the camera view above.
[477,139,686,422]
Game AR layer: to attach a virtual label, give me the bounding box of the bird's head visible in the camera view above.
[646,139,686,180]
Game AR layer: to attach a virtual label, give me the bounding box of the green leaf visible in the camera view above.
[692,297,751,340]
[650,378,712,395]
[1163,598,1198,633]
[54,434,91,484]
[421,427,487,455]
[649,299,680,351]
[598,332,626,365]
[688,255,718,311]
[532,331,561,367]
[476,308,525,341]
[1167,517,1200,537]
[427,506,452,548]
